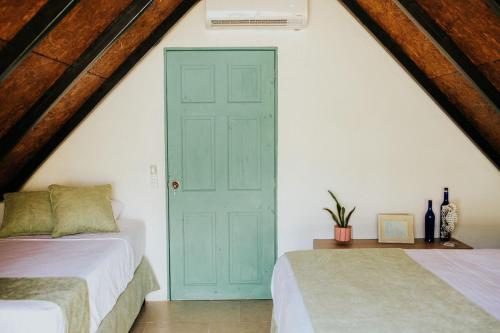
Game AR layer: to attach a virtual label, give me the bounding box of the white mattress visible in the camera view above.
[271,249,500,333]
[0,219,145,333]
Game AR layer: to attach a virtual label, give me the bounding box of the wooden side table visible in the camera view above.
[313,238,473,250]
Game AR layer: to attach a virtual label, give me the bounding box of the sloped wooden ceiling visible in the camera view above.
[0,0,498,198]
[0,0,199,196]
[339,0,500,167]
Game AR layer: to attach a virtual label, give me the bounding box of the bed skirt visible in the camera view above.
[96,257,159,333]
[271,317,277,333]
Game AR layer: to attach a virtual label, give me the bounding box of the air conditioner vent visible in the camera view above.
[211,19,288,26]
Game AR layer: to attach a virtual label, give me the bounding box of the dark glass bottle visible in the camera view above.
[440,187,450,241]
[425,200,435,243]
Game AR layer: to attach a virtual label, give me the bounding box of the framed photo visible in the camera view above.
[378,214,415,244]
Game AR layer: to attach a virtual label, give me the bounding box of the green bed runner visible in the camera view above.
[286,249,500,333]
[0,276,89,333]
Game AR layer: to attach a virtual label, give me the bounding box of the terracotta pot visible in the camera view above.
[334,226,352,244]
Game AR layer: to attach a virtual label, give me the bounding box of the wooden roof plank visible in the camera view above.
[1,0,199,195]
[395,0,500,112]
[0,0,152,162]
[0,0,78,82]
[337,0,499,168]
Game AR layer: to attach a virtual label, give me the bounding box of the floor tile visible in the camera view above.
[136,301,172,323]
[169,301,241,323]
[133,300,273,332]
[209,321,271,333]
[130,322,147,333]
[145,321,209,333]
[240,300,273,322]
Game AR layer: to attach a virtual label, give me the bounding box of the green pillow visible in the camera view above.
[0,191,55,237]
[49,184,119,238]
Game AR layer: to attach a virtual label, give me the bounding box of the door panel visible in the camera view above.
[228,212,261,284]
[167,49,276,300]
[228,117,261,190]
[181,65,215,103]
[228,65,261,102]
[183,212,216,285]
[182,117,216,191]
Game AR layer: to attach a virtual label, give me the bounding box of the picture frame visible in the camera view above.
[378,214,415,244]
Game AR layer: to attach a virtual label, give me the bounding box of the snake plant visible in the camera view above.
[323,190,356,228]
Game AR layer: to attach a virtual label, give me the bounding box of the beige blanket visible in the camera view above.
[285,249,500,333]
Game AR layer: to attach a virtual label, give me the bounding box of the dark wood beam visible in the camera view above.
[0,0,199,195]
[337,0,499,168]
[395,0,500,112]
[0,0,79,82]
[485,0,500,16]
[0,0,153,162]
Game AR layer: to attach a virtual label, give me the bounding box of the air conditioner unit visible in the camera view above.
[206,0,308,30]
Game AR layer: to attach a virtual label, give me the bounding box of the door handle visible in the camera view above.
[171,180,180,190]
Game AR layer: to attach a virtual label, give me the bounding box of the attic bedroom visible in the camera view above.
[0,0,499,333]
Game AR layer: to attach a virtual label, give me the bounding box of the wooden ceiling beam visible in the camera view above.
[0,0,79,83]
[485,0,500,16]
[0,0,153,162]
[337,0,499,168]
[395,0,500,112]
[1,0,199,195]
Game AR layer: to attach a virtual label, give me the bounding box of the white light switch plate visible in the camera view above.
[150,164,159,188]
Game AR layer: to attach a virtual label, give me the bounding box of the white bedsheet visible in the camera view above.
[0,219,145,333]
[406,249,500,320]
[271,255,314,333]
[271,249,500,332]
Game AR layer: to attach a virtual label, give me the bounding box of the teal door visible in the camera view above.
[166,49,276,300]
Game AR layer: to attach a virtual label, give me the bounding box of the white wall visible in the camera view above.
[25,0,500,300]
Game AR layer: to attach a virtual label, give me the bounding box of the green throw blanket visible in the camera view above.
[0,277,89,333]
[286,249,500,333]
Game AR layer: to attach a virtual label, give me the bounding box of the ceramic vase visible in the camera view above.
[335,226,352,244]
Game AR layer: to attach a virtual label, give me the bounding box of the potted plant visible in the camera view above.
[323,190,356,244]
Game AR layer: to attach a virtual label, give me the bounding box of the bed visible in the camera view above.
[271,248,500,333]
[0,219,158,333]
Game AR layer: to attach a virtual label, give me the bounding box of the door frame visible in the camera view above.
[164,47,278,300]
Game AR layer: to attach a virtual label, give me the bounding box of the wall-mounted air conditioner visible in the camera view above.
[206,0,309,30]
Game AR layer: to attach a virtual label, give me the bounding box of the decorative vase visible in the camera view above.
[334,226,352,244]
[440,187,451,241]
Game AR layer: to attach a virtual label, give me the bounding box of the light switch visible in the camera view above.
[150,164,158,188]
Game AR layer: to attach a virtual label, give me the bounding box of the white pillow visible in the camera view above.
[111,199,124,220]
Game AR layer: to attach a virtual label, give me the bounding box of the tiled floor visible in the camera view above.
[130,300,273,333]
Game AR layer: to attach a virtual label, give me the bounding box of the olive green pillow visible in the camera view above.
[49,184,119,238]
[0,191,55,237]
